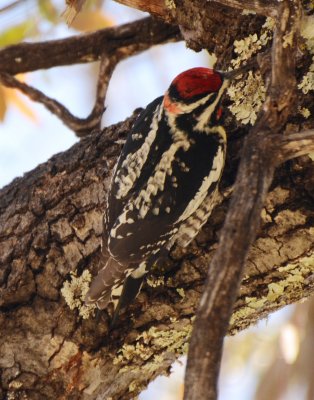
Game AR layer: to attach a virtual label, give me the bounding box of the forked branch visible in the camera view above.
[184,1,302,399]
[0,17,180,135]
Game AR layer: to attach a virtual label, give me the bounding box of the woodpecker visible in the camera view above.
[85,67,230,320]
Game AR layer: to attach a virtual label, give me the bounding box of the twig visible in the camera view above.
[278,130,314,162]
[0,54,119,135]
[0,0,23,13]
[85,55,117,134]
[184,1,301,399]
[0,72,86,131]
[208,0,277,17]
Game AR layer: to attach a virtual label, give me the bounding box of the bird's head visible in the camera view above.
[164,67,226,114]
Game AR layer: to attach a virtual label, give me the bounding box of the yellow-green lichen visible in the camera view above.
[298,16,314,94]
[301,15,314,53]
[266,256,314,301]
[228,17,275,125]
[8,381,22,389]
[283,30,294,48]
[113,319,193,373]
[146,276,165,288]
[298,106,311,118]
[298,66,314,94]
[245,296,267,309]
[129,381,138,392]
[231,17,274,69]
[267,282,284,301]
[241,9,256,15]
[231,254,314,327]
[165,0,176,10]
[176,288,185,298]
[230,296,267,326]
[61,269,96,319]
[227,71,266,125]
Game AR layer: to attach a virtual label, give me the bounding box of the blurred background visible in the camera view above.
[0,1,313,399]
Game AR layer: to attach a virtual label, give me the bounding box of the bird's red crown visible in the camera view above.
[171,67,223,99]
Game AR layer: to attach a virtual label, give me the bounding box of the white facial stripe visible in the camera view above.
[164,92,214,115]
[194,80,229,131]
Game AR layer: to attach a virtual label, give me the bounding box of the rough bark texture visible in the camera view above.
[0,113,313,399]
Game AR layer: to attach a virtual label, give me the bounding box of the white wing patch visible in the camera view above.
[170,188,220,248]
[134,130,190,219]
[177,145,224,223]
[115,105,161,200]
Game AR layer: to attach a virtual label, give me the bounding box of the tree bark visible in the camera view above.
[0,112,313,399]
[0,0,313,399]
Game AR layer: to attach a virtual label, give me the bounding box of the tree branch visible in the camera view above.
[0,18,180,135]
[0,17,181,75]
[0,115,313,400]
[0,1,313,398]
[0,55,121,136]
[278,130,314,162]
[114,0,277,18]
[208,0,277,17]
[184,1,302,399]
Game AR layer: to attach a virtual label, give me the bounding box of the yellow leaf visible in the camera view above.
[1,75,38,124]
[37,0,59,23]
[70,10,113,32]
[7,92,38,123]
[0,21,37,47]
[0,85,7,121]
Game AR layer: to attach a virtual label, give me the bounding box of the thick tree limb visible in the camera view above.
[184,1,302,399]
[114,0,277,18]
[0,17,181,75]
[0,114,313,399]
[207,0,277,16]
[0,0,313,399]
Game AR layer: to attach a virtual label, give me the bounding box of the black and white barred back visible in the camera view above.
[85,67,230,317]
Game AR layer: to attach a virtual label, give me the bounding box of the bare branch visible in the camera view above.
[0,18,180,135]
[207,0,277,17]
[0,113,312,399]
[0,17,181,75]
[184,1,302,399]
[278,130,314,162]
[114,0,277,18]
[114,0,173,19]
[0,0,23,13]
[0,72,85,129]
[0,53,120,136]
[84,55,118,134]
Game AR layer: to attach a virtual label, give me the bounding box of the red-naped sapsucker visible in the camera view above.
[85,67,231,321]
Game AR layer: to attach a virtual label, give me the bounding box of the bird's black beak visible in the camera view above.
[220,61,256,80]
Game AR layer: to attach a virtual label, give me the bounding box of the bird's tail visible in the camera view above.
[85,257,145,326]
[85,257,125,310]
[110,274,145,326]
